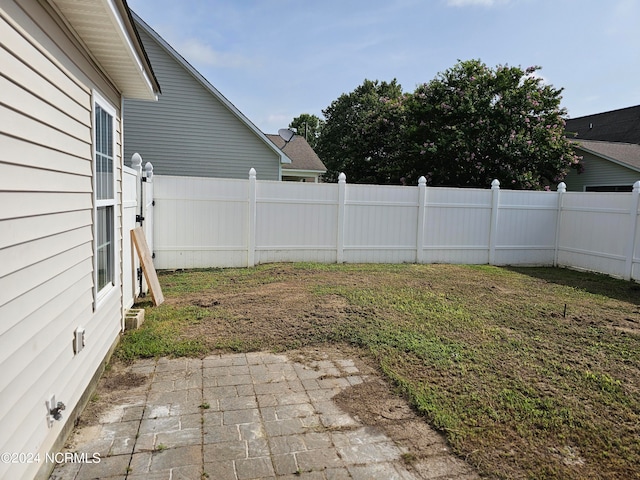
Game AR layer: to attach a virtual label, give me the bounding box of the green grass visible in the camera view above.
[115,305,210,360]
[117,263,640,479]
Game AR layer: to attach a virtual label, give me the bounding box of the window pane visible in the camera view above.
[96,153,113,200]
[95,105,114,200]
[96,206,113,292]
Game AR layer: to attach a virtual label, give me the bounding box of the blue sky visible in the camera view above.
[128,0,640,134]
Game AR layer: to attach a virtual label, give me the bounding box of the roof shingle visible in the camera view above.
[266,134,327,173]
[572,139,640,172]
[566,105,640,144]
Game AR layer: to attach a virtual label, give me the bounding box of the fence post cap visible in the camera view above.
[418,176,427,186]
[634,180,640,192]
[249,168,257,178]
[557,182,567,193]
[131,153,142,174]
[144,161,153,180]
[338,172,346,183]
[491,179,500,189]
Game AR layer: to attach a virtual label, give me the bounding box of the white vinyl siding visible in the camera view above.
[0,2,125,479]
[124,25,281,180]
[563,151,640,192]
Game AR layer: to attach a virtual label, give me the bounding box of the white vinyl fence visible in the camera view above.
[123,155,155,311]
[149,168,640,281]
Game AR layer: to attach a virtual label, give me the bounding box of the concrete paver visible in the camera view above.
[49,352,479,480]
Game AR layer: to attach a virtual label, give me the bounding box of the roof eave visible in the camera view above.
[572,142,640,173]
[282,168,326,175]
[48,0,159,100]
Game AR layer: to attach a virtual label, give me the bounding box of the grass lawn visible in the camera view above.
[118,263,640,479]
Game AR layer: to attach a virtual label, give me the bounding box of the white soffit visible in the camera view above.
[49,0,157,100]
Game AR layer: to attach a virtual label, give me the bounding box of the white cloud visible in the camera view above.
[177,38,255,69]
[525,71,548,85]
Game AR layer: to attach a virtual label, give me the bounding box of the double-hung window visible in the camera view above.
[94,94,116,299]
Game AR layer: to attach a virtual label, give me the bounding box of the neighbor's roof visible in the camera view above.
[131,11,291,165]
[49,0,159,100]
[565,105,640,144]
[266,135,327,173]
[572,139,640,172]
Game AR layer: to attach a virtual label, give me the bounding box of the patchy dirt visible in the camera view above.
[75,365,152,428]
[172,276,356,350]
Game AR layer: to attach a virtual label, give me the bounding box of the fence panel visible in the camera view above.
[557,192,632,278]
[343,184,419,263]
[254,180,339,264]
[122,166,139,310]
[633,214,640,281]
[421,187,493,264]
[151,172,640,281]
[494,190,559,265]
[153,175,249,269]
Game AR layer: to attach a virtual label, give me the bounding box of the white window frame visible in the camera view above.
[93,91,118,305]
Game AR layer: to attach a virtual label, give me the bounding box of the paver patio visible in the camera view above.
[49,351,478,479]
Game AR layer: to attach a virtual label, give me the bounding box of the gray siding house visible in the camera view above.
[0,1,158,479]
[124,13,291,180]
[563,140,640,192]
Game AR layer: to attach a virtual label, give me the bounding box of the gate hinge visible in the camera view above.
[136,214,144,223]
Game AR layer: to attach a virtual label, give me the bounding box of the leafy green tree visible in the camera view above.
[316,79,407,183]
[289,114,324,149]
[404,59,581,189]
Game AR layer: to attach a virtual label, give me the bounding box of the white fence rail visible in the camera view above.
[150,169,640,281]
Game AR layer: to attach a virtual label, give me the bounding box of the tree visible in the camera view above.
[403,59,581,189]
[316,79,407,184]
[289,114,323,149]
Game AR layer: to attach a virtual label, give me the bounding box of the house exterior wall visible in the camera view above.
[563,150,640,191]
[0,2,126,478]
[123,25,281,180]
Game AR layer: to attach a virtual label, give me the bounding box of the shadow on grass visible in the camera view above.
[505,266,640,306]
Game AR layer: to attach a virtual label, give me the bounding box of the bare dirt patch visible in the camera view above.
[76,364,151,428]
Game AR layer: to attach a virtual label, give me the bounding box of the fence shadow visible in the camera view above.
[505,266,640,306]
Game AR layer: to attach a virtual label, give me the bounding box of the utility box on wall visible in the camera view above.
[73,327,85,354]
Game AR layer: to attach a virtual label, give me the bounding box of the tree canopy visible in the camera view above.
[289,113,324,149]
[316,79,406,184]
[404,60,579,188]
[315,60,581,189]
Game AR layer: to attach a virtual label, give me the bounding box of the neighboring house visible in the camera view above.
[565,105,640,144]
[266,134,327,182]
[563,140,640,192]
[0,1,159,479]
[563,105,640,191]
[124,13,291,180]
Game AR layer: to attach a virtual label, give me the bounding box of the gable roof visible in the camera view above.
[565,105,640,144]
[572,139,640,172]
[266,135,327,173]
[48,0,159,100]
[131,11,291,165]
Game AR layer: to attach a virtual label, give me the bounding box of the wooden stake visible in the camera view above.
[131,227,164,306]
